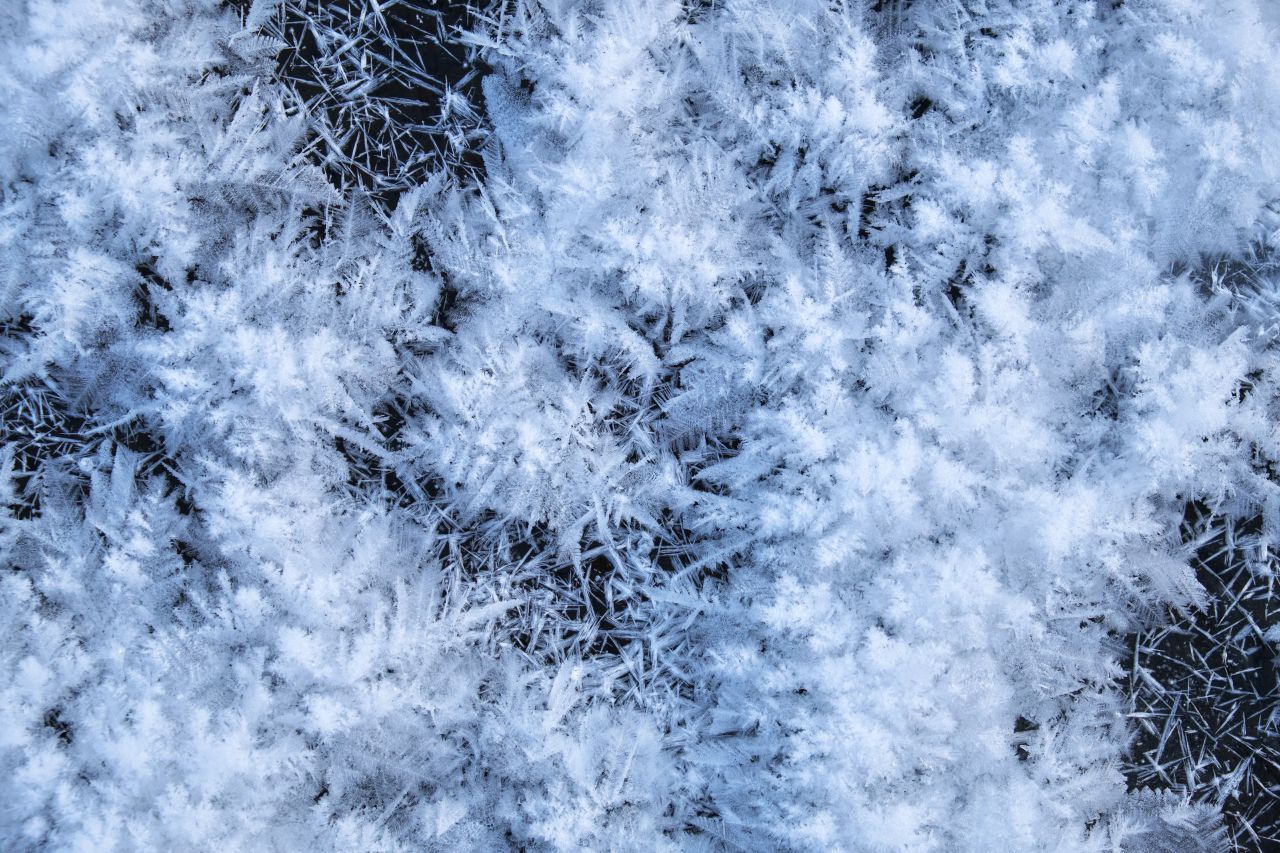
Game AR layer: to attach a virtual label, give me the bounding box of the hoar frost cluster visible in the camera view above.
[3,0,1280,850]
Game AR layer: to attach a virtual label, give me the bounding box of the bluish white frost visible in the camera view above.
[2,0,1280,850]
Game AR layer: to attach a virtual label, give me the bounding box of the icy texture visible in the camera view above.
[3,0,1280,850]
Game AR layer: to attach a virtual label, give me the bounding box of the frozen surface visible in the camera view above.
[3,0,1280,849]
